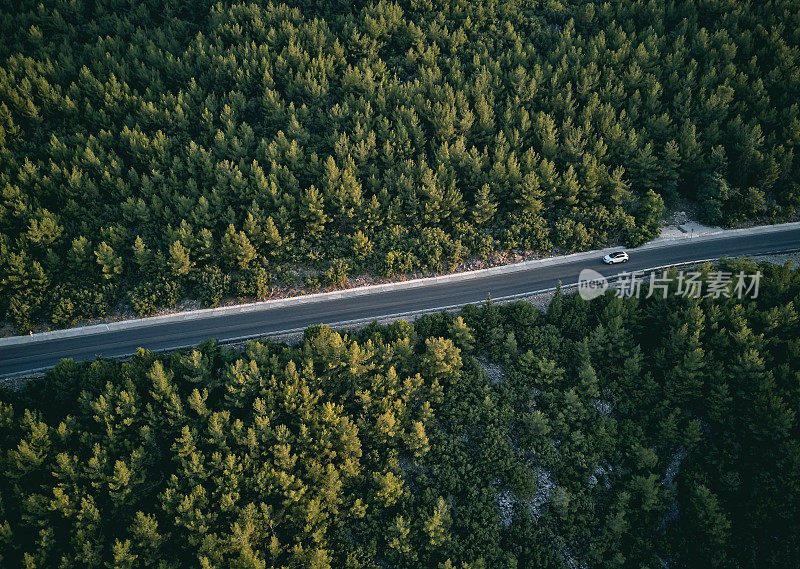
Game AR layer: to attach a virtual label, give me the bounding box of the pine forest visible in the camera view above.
[1,259,798,568]
[1,0,799,328]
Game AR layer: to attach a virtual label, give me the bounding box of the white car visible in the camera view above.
[603,251,629,264]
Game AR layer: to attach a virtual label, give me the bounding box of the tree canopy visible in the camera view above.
[1,0,799,328]
[1,258,798,568]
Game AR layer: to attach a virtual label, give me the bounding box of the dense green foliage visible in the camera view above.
[1,259,798,568]
[1,0,799,328]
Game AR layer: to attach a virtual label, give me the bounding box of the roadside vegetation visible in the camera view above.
[1,0,800,329]
[1,259,798,568]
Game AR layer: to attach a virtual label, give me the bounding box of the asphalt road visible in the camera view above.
[2,228,799,377]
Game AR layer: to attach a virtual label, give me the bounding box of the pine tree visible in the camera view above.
[168,240,193,277]
[25,210,62,247]
[472,184,496,226]
[132,236,153,272]
[263,216,282,253]
[95,241,123,280]
[420,337,462,382]
[221,224,257,270]
[300,186,329,237]
[69,236,94,273]
[388,515,415,562]
[424,497,451,549]
[683,484,731,568]
[407,420,430,458]
[660,140,681,203]
[448,316,475,352]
